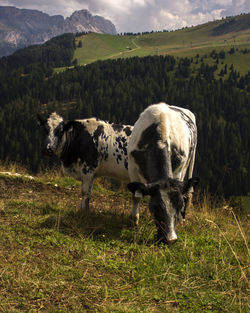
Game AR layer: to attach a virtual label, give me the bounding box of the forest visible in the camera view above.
[0,34,249,197]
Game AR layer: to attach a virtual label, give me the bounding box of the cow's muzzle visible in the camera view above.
[43,147,54,156]
[157,228,178,245]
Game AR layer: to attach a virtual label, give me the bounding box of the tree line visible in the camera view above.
[0,34,249,196]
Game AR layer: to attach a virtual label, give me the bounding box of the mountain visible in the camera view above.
[0,6,117,57]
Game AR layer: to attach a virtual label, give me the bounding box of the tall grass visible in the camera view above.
[0,160,29,175]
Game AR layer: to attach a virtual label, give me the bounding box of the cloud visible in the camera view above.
[1,0,249,32]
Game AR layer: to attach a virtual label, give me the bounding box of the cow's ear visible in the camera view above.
[127,182,148,197]
[37,113,46,126]
[127,182,159,197]
[182,177,199,195]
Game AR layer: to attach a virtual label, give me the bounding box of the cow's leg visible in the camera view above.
[128,159,143,225]
[77,174,94,216]
[130,195,141,225]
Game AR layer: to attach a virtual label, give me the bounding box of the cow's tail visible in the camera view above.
[187,131,197,192]
[159,112,167,143]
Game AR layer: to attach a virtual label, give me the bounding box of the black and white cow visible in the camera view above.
[127,102,199,244]
[37,112,134,215]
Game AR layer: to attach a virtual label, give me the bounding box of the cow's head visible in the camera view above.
[127,177,199,244]
[37,112,65,156]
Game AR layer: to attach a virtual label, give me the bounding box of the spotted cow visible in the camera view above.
[37,112,133,215]
[127,103,199,244]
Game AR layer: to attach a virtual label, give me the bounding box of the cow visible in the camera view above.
[127,102,199,244]
[37,112,134,215]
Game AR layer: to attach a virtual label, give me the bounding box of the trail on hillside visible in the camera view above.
[109,35,141,59]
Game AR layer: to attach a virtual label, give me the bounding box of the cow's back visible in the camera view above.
[128,102,197,182]
[129,103,194,151]
[79,118,132,182]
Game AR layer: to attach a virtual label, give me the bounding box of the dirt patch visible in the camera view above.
[0,175,140,217]
[0,175,77,207]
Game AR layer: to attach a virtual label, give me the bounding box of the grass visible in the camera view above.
[240,196,250,214]
[0,168,249,312]
[74,33,139,65]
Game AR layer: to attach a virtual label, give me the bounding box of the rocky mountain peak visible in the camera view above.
[70,9,92,20]
[0,6,117,57]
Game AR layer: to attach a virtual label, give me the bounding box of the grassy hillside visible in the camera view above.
[73,14,250,75]
[74,33,139,65]
[0,167,249,312]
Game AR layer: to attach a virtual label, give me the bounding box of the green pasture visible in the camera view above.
[0,170,249,312]
[72,19,250,76]
[74,33,139,65]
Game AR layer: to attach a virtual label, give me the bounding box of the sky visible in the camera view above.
[1,0,249,33]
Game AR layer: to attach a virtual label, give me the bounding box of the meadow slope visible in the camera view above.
[0,169,249,312]
[73,15,250,75]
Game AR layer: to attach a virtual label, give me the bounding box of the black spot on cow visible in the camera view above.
[93,125,104,145]
[137,123,161,149]
[60,121,99,171]
[131,123,171,182]
[103,134,109,142]
[131,150,150,181]
[124,160,128,170]
[100,144,109,161]
[112,123,124,133]
[124,126,132,136]
[171,144,185,172]
[115,135,128,155]
[116,154,122,164]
